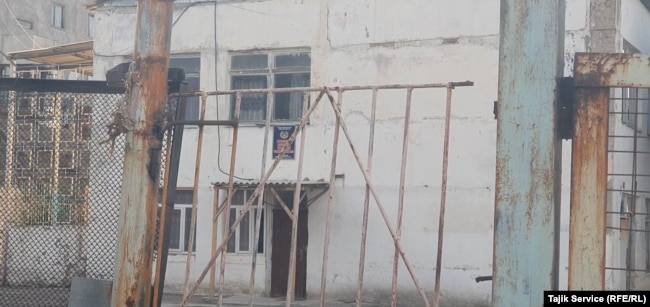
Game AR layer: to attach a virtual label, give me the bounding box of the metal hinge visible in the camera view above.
[558,77,575,140]
[492,77,575,140]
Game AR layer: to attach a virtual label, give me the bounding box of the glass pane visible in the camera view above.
[170,58,201,74]
[231,75,267,121]
[227,208,236,253]
[184,207,196,252]
[239,209,250,252]
[275,53,310,68]
[274,73,310,120]
[169,209,181,250]
[175,190,194,205]
[231,54,268,70]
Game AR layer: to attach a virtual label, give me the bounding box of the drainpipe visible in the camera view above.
[110,1,173,306]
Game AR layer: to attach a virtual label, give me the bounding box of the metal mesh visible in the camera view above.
[0,86,126,306]
[606,87,650,290]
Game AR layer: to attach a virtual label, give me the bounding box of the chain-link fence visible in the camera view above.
[0,79,127,306]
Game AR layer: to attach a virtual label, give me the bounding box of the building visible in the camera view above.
[88,0,650,305]
[0,0,95,78]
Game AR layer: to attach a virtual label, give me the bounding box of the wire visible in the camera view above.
[212,0,253,181]
[2,0,42,49]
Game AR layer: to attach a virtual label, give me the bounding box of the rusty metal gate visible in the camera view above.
[0,78,127,307]
[570,53,650,291]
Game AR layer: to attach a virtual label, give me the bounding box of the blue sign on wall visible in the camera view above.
[273,126,296,159]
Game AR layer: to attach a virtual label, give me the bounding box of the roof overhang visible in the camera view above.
[9,41,94,75]
[212,180,329,190]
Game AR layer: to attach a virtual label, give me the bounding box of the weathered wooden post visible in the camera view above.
[110,0,173,306]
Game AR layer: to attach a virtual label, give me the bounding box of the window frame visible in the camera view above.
[88,14,95,38]
[229,50,311,124]
[169,56,201,125]
[51,3,65,29]
[226,189,265,255]
[159,189,196,254]
[622,87,639,130]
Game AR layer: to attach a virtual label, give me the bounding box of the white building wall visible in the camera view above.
[92,0,650,304]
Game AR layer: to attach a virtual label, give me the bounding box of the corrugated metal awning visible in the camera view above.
[212,180,329,189]
[9,41,94,75]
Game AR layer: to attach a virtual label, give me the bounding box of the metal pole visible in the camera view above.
[432,86,453,307]
[356,88,377,306]
[182,94,208,303]
[493,1,565,305]
[320,89,343,306]
[286,92,310,306]
[568,88,608,290]
[218,92,242,307]
[391,88,413,307]
[248,90,273,306]
[110,0,173,306]
[153,89,187,307]
[210,187,220,296]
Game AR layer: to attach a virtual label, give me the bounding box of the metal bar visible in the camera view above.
[110,1,173,306]
[181,89,328,305]
[608,174,650,177]
[320,89,343,307]
[391,88,413,307]
[168,82,475,98]
[433,86,453,306]
[286,92,310,306]
[209,188,220,297]
[217,92,242,307]
[607,211,650,216]
[568,88,608,290]
[493,1,564,305]
[356,88,378,307]
[605,267,650,273]
[626,125,640,290]
[609,150,650,155]
[607,189,650,194]
[326,91,431,307]
[182,94,207,304]
[153,90,187,307]
[606,226,650,233]
[270,188,294,220]
[248,90,273,307]
[168,120,238,127]
[574,53,650,88]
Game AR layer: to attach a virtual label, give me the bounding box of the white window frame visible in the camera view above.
[88,14,95,38]
[229,50,311,124]
[52,3,64,29]
[159,189,196,254]
[226,189,265,255]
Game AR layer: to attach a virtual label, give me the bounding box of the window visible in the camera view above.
[159,189,196,253]
[88,14,95,38]
[226,190,264,254]
[230,51,311,122]
[170,57,200,121]
[52,4,64,29]
[0,64,9,77]
[622,88,639,130]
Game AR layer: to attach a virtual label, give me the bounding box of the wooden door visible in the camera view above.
[271,208,308,299]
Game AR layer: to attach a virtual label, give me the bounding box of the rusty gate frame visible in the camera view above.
[569,53,650,290]
[155,81,476,307]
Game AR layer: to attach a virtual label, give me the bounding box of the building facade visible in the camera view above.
[91,0,650,305]
[0,0,95,78]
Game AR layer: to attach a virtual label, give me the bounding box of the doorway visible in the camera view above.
[271,191,308,299]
